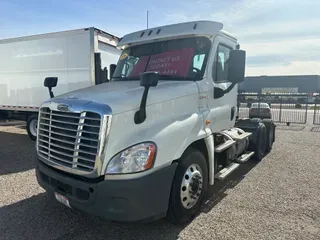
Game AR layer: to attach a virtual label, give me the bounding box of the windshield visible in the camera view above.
[112,37,211,81]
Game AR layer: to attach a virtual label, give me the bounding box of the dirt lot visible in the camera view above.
[1,122,320,240]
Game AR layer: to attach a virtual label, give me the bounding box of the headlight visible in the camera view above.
[106,142,157,174]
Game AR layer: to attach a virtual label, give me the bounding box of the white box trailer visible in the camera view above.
[0,27,121,139]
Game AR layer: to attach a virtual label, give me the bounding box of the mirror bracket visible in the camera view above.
[134,87,149,124]
[214,82,237,99]
[223,82,236,94]
[109,64,117,80]
[44,77,58,98]
[48,87,54,98]
[214,87,224,99]
[134,72,159,124]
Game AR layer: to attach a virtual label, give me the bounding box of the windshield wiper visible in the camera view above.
[112,76,126,80]
[112,76,140,81]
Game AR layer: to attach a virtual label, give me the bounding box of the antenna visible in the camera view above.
[147,10,149,29]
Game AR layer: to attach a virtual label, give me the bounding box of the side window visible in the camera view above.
[193,54,205,70]
[213,44,231,82]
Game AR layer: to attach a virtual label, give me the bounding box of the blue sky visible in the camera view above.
[1,0,319,76]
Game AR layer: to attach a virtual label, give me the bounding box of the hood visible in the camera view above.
[54,80,199,114]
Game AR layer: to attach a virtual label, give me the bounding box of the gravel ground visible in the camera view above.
[1,122,320,240]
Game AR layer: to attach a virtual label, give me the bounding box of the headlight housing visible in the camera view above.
[106,142,157,174]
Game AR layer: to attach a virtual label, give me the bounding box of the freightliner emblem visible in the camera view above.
[57,104,70,112]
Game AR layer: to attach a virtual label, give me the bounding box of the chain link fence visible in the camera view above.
[237,93,316,125]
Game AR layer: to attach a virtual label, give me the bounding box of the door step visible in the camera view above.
[215,163,240,180]
[215,140,235,153]
[232,132,252,140]
[233,151,255,163]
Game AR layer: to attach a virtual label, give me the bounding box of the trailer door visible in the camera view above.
[0,29,93,110]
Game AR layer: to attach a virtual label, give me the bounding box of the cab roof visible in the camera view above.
[117,20,232,48]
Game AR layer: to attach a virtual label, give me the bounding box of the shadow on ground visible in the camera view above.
[0,121,25,127]
[0,129,36,176]
[0,193,182,240]
[310,127,320,132]
[201,160,259,213]
[0,122,262,239]
[16,125,27,130]
[275,124,305,131]
[0,159,260,240]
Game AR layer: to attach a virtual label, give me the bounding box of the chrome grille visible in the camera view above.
[37,107,101,172]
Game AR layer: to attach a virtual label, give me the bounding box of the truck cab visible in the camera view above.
[35,21,275,224]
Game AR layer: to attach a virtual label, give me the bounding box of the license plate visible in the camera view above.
[55,192,71,208]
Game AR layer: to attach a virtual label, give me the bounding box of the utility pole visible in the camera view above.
[147,10,149,29]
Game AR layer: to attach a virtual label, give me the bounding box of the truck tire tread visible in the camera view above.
[253,123,267,161]
[262,119,275,153]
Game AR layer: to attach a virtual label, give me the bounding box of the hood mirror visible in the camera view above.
[135,72,159,124]
[44,77,58,98]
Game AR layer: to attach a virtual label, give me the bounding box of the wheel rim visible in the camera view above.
[180,164,203,209]
[29,119,37,137]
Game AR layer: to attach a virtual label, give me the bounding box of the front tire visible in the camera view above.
[167,148,208,224]
[26,114,38,141]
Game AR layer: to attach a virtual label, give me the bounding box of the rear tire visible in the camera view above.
[235,118,269,161]
[26,114,38,141]
[166,148,208,224]
[262,119,275,152]
[253,123,267,161]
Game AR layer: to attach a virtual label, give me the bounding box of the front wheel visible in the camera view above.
[26,114,38,141]
[167,148,208,224]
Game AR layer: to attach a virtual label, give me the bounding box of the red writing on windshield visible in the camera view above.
[129,48,195,77]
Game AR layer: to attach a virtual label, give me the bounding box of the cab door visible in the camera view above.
[206,37,238,133]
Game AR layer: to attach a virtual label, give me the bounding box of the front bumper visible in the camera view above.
[36,160,177,222]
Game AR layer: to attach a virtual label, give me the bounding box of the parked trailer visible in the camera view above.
[0,27,121,140]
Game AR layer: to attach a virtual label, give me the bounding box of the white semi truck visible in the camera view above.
[35,21,275,224]
[0,28,121,140]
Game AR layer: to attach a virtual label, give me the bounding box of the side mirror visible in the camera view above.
[109,64,117,79]
[140,71,159,87]
[135,72,159,124]
[228,50,246,84]
[44,77,58,98]
[44,77,58,88]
